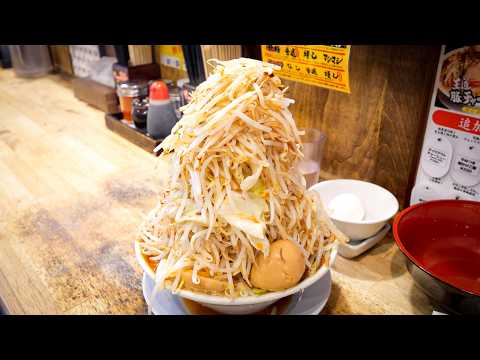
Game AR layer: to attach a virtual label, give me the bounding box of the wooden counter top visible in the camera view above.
[0,70,433,315]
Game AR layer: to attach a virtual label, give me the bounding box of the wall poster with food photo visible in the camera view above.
[436,45,480,115]
[412,45,480,205]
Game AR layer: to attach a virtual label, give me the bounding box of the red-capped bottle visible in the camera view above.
[147,80,179,139]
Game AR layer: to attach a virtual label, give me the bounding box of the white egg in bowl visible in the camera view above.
[135,239,337,315]
[309,179,399,241]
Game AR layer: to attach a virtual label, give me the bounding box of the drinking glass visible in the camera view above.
[297,128,326,189]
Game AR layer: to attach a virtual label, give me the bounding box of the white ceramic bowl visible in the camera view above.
[309,179,399,241]
[135,240,337,315]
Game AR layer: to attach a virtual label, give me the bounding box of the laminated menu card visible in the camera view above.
[412,45,480,204]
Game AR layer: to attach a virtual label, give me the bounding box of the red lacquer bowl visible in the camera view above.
[393,200,480,314]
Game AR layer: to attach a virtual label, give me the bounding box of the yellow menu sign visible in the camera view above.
[156,45,187,72]
[261,45,351,93]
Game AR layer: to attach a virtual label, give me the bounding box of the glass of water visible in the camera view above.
[297,128,326,189]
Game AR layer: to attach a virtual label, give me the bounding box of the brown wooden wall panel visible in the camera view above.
[282,45,440,207]
[49,45,74,76]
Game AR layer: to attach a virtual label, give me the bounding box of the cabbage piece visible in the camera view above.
[219,191,269,254]
[252,288,268,296]
[176,200,209,226]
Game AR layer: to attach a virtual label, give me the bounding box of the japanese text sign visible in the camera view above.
[261,45,351,93]
[432,109,480,135]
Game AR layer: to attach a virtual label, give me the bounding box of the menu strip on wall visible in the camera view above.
[261,45,351,93]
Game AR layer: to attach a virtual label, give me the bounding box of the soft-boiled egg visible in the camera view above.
[327,193,365,222]
[250,239,305,291]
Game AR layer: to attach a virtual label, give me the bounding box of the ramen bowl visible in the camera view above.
[393,200,480,314]
[135,239,337,315]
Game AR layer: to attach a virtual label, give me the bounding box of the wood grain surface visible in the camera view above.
[0,69,433,314]
[284,45,440,207]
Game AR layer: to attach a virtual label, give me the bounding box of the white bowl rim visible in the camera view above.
[135,239,337,306]
[309,179,399,225]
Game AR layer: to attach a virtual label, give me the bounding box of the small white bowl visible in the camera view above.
[135,240,337,315]
[309,179,399,241]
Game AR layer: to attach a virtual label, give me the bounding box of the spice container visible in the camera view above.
[117,80,149,122]
[168,84,182,119]
[177,78,193,107]
[131,97,149,129]
[162,80,181,117]
[147,80,179,139]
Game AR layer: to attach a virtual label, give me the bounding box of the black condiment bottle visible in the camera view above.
[131,97,149,129]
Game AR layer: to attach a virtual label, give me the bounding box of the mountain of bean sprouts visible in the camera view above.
[138,57,347,297]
